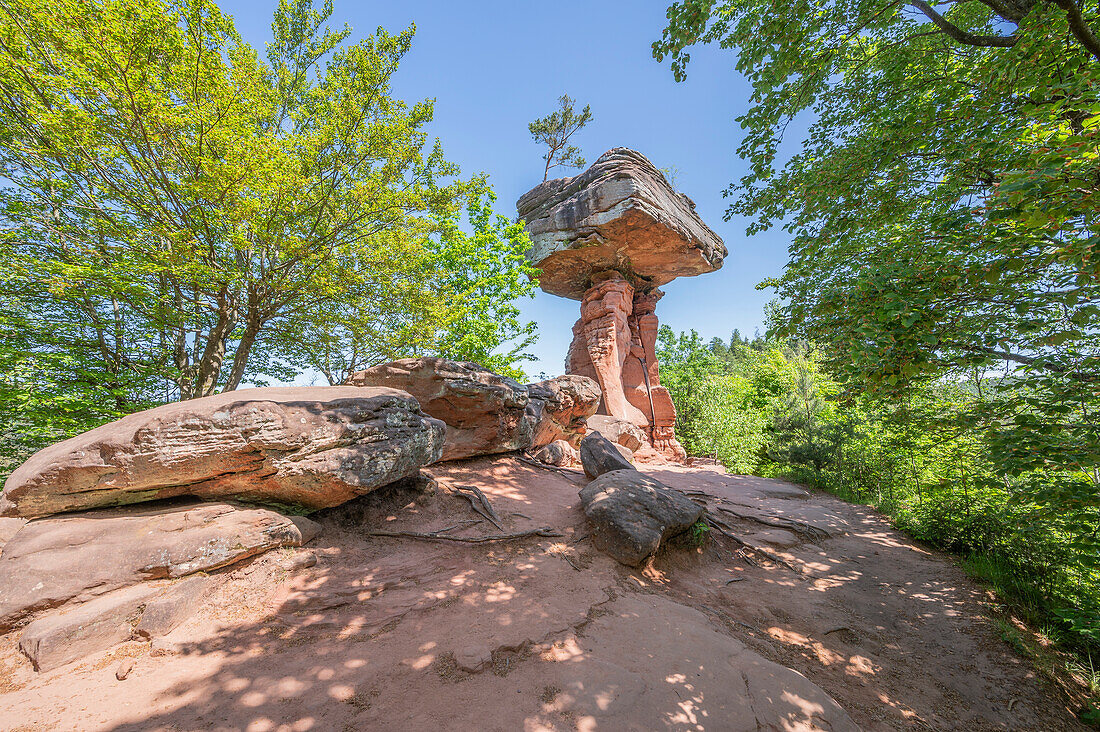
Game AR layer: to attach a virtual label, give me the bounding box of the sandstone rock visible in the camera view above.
[346,358,533,462]
[613,443,635,463]
[19,583,161,672]
[133,575,218,640]
[531,440,580,468]
[518,148,726,300]
[0,387,445,519]
[0,502,315,631]
[563,272,687,461]
[525,375,601,448]
[579,432,635,479]
[115,659,134,681]
[0,517,26,549]
[578,469,704,566]
[587,415,645,451]
[518,148,715,462]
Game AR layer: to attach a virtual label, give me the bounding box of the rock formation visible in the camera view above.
[345,358,534,462]
[0,386,445,518]
[518,148,726,460]
[579,469,705,567]
[525,374,601,448]
[0,501,318,631]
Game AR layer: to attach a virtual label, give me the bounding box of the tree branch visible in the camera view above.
[908,0,1019,47]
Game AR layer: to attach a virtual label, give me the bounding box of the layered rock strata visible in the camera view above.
[0,387,445,518]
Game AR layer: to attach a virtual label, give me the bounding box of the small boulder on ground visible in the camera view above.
[346,358,533,461]
[0,386,445,519]
[579,432,635,479]
[586,415,646,451]
[531,440,580,467]
[0,501,318,631]
[578,469,704,566]
[526,375,601,448]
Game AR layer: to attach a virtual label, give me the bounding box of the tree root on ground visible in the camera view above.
[366,525,563,544]
[450,483,505,529]
[682,489,829,542]
[705,515,801,573]
[516,454,585,478]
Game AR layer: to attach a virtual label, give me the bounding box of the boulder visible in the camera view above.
[0,387,445,519]
[579,432,634,479]
[0,517,26,549]
[526,375,601,448]
[133,575,219,640]
[346,358,534,461]
[19,583,161,671]
[531,440,580,468]
[587,415,645,451]
[578,469,704,566]
[0,501,318,631]
[518,148,726,300]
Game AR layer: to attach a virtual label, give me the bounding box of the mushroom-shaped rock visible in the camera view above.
[345,358,534,461]
[518,147,726,300]
[0,387,445,519]
[578,469,704,567]
[518,149,725,462]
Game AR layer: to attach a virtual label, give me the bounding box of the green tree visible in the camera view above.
[654,0,1100,589]
[528,94,594,182]
[0,0,475,403]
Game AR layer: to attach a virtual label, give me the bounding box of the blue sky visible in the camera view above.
[223,0,792,377]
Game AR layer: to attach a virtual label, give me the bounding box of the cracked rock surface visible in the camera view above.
[0,386,446,519]
[0,457,1084,731]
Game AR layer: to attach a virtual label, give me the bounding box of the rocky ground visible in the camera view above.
[0,456,1085,731]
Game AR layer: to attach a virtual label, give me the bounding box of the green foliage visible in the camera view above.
[0,0,537,469]
[528,94,593,182]
[659,327,1100,703]
[690,519,710,546]
[653,0,1100,566]
[656,0,1100,705]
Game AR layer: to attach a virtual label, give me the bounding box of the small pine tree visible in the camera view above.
[529,95,593,181]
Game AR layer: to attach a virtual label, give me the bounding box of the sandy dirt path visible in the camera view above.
[0,458,1085,731]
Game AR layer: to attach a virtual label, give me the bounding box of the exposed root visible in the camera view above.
[516,454,585,478]
[715,506,830,542]
[683,489,830,542]
[366,526,563,544]
[705,515,801,573]
[450,483,505,530]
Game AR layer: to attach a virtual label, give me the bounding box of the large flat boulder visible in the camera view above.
[526,375,601,448]
[578,469,704,566]
[346,358,534,461]
[517,148,726,300]
[0,501,318,631]
[0,387,445,519]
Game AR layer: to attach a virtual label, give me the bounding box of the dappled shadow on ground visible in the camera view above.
[0,457,1086,731]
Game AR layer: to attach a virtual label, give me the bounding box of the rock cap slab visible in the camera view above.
[517,148,726,299]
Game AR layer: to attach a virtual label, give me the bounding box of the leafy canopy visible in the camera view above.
[0,0,537,461]
[654,0,1100,482]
